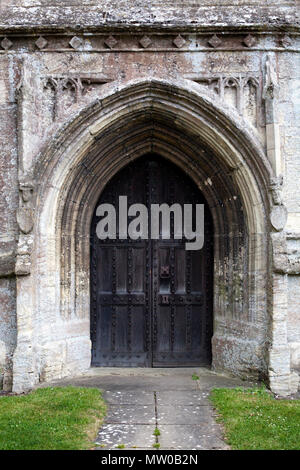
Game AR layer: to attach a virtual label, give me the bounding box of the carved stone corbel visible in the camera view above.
[269,176,287,232]
[270,175,283,205]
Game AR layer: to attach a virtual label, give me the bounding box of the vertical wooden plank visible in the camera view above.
[132,246,144,292]
[173,306,186,352]
[115,306,128,353]
[116,247,127,292]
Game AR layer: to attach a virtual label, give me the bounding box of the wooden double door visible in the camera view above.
[90,155,213,367]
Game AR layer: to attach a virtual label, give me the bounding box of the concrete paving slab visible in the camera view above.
[40,367,253,392]
[158,425,229,450]
[106,405,156,424]
[44,375,196,391]
[93,376,198,392]
[95,424,156,449]
[41,367,256,392]
[103,390,155,405]
[156,390,210,406]
[157,404,214,425]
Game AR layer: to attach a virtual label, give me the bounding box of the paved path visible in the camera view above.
[45,367,257,450]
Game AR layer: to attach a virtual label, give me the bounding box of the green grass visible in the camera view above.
[210,387,300,450]
[0,386,107,450]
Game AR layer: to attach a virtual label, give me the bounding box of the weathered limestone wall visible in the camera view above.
[278,50,300,391]
[0,278,16,389]
[0,53,18,390]
[288,274,300,373]
[0,1,299,395]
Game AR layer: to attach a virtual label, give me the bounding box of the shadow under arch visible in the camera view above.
[16,77,273,389]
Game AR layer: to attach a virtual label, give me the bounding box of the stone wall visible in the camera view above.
[0,52,19,390]
[0,278,16,389]
[0,1,299,395]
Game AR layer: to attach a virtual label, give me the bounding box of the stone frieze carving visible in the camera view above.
[43,74,112,120]
[0,33,297,54]
[187,74,261,128]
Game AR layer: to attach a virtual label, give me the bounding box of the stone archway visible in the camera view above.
[12,77,276,393]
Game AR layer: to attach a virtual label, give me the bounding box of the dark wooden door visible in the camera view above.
[90,155,213,367]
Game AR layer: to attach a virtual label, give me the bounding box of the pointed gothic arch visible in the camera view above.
[13,77,275,393]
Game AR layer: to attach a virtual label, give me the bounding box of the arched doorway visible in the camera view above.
[14,78,279,394]
[90,154,213,367]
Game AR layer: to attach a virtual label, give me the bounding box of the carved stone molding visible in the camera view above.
[0,32,298,53]
[187,73,261,128]
[69,36,83,50]
[43,74,112,120]
[35,36,48,50]
[104,35,118,49]
[139,35,152,49]
[1,37,12,50]
[243,34,256,48]
[208,34,222,48]
[281,35,292,48]
[173,34,186,49]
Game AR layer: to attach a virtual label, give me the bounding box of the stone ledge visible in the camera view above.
[0,4,299,33]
